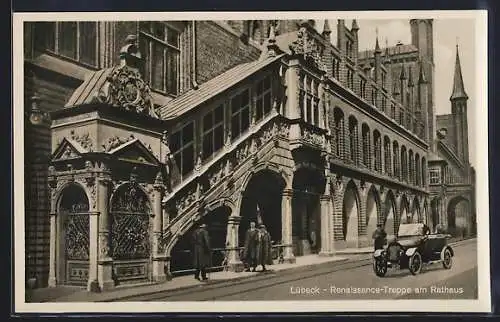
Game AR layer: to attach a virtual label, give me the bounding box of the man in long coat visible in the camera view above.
[256,224,273,271]
[372,224,387,251]
[192,223,211,281]
[243,221,258,272]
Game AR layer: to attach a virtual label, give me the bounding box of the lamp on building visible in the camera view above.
[28,94,49,126]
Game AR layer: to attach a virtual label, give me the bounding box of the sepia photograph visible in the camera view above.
[13,10,490,313]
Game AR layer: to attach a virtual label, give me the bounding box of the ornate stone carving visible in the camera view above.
[289,27,327,72]
[60,145,80,160]
[301,127,324,147]
[175,186,197,214]
[96,65,158,118]
[99,232,110,259]
[102,134,135,152]
[85,176,97,210]
[69,130,94,152]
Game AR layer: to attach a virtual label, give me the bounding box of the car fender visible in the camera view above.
[373,249,385,258]
[405,247,418,257]
[440,245,454,260]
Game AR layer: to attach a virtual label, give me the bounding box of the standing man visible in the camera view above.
[372,224,387,251]
[192,223,211,281]
[243,221,258,272]
[256,224,272,272]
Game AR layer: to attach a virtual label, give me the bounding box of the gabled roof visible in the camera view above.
[158,54,284,120]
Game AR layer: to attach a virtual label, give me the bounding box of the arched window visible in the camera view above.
[393,141,400,179]
[408,150,414,184]
[401,146,408,182]
[362,124,371,167]
[333,108,345,158]
[373,130,382,172]
[348,116,359,163]
[384,136,391,175]
[415,153,421,186]
[421,157,427,186]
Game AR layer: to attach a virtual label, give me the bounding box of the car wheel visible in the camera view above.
[409,251,422,275]
[373,257,387,277]
[442,248,453,269]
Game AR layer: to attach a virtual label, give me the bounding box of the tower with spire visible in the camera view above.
[450,44,469,166]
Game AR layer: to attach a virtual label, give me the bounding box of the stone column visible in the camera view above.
[286,59,301,143]
[97,178,114,291]
[87,210,100,292]
[226,215,244,272]
[281,188,296,263]
[48,211,57,287]
[152,177,167,282]
[319,195,335,256]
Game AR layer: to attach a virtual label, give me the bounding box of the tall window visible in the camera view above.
[399,107,405,126]
[381,96,387,113]
[32,21,98,67]
[347,68,354,89]
[171,122,195,179]
[391,104,396,120]
[360,79,366,99]
[371,87,377,106]
[362,124,370,167]
[348,117,358,163]
[373,130,382,172]
[381,71,386,88]
[255,76,272,121]
[393,141,400,179]
[384,136,391,175]
[202,105,224,161]
[333,108,344,158]
[332,57,340,79]
[139,22,180,95]
[231,89,251,140]
[401,146,408,182]
[429,168,441,185]
[408,150,414,184]
[300,74,320,126]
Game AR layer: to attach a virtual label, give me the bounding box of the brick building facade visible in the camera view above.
[22,19,475,291]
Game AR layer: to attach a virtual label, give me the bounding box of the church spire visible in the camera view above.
[450,44,468,100]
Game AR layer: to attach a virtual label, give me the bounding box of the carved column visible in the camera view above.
[319,194,335,256]
[47,173,58,287]
[281,188,296,263]
[226,215,244,272]
[97,177,114,291]
[152,175,167,282]
[87,209,100,292]
[286,59,301,142]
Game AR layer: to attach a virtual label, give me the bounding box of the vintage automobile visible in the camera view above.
[373,223,454,277]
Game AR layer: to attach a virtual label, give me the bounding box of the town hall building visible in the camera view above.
[22,19,475,291]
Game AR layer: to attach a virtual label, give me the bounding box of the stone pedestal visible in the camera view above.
[97,258,114,291]
[318,195,335,256]
[87,211,100,292]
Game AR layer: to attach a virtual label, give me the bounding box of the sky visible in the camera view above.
[314,18,477,167]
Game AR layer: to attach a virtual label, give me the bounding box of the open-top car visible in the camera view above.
[373,223,454,277]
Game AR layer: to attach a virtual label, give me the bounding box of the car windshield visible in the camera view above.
[398,223,424,237]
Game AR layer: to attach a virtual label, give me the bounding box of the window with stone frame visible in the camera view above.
[32,21,98,67]
[139,21,180,96]
[399,107,405,126]
[202,104,225,161]
[408,150,414,184]
[393,141,400,179]
[381,95,387,113]
[332,57,340,79]
[171,121,195,180]
[333,108,345,158]
[348,117,359,163]
[391,103,396,120]
[371,87,377,106]
[360,79,366,99]
[373,130,382,172]
[231,89,251,141]
[384,136,391,175]
[401,146,408,182]
[429,168,441,185]
[347,67,354,89]
[255,75,273,122]
[361,124,371,167]
[381,71,386,89]
[299,73,320,126]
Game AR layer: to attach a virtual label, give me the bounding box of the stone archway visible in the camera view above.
[239,169,286,248]
[447,196,471,237]
[365,185,381,239]
[411,197,420,224]
[383,190,396,239]
[399,195,410,225]
[169,205,231,276]
[56,183,90,286]
[342,180,360,248]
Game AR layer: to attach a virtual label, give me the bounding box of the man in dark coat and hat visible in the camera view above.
[192,223,211,281]
[243,221,258,272]
[372,224,387,251]
[256,224,273,272]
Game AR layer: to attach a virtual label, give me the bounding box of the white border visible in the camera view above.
[13,10,491,313]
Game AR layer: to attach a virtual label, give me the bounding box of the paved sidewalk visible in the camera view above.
[27,254,350,303]
[26,237,475,303]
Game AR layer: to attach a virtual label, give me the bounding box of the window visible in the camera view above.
[231,89,251,140]
[391,104,396,120]
[171,122,195,179]
[348,117,358,163]
[139,22,180,95]
[202,105,224,161]
[347,68,354,89]
[255,76,272,122]
[299,74,320,126]
[381,96,387,113]
[362,125,370,167]
[360,79,366,98]
[399,107,405,126]
[429,168,441,185]
[393,142,400,179]
[384,137,391,175]
[33,21,98,67]
[373,131,382,172]
[371,87,377,106]
[381,72,386,88]
[333,108,344,158]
